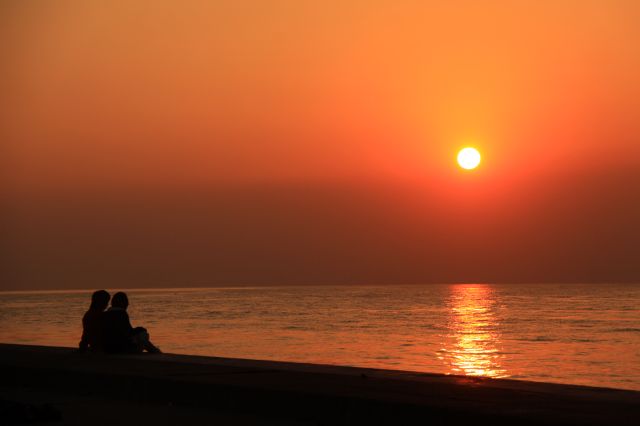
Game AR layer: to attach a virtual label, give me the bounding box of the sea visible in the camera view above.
[1,283,639,391]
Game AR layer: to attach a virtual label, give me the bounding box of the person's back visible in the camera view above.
[81,309,103,350]
[101,292,161,354]
[79,290,110,352]
[101,296,135,353]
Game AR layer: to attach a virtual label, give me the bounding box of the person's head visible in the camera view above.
[111,292,129,310]
[90,290,110,311]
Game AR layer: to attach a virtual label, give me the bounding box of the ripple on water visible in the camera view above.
[1,284,639,390]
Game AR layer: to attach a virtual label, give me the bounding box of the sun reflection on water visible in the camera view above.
[438,284,507,378]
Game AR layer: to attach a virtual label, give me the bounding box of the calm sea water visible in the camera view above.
[1,284,639,390]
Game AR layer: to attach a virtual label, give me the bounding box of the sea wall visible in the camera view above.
[1,344,638,425]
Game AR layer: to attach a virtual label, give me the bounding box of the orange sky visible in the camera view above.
[2,1,640,289]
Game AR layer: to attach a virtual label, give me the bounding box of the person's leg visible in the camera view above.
[129,330,146,353]
[132,327,161,353]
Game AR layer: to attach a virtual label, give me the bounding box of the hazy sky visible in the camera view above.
[2,1,639,290]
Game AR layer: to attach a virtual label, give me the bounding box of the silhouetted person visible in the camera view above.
[79,290,110,352]
[101,292,161,354]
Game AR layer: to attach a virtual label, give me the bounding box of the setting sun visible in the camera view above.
[457,147,481,170]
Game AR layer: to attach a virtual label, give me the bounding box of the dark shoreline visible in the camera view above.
[1,343,639,425]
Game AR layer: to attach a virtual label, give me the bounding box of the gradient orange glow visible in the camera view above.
[1,1,640,289]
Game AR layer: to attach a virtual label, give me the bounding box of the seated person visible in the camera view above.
[79,290,110,352]
[101,292,161,354]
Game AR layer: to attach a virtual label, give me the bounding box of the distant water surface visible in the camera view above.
[1,284,639,390]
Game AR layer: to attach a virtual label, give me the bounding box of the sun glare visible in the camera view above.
[457,147,481,170]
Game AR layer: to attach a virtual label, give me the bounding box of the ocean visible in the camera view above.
[1,283,639,390]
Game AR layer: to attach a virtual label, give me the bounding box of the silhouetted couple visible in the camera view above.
[79,290,161,354]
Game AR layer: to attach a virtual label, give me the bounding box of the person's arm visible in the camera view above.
[78,314,88,352]
[124,312,134,335]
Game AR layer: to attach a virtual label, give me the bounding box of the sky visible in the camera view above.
[2,0,640,290]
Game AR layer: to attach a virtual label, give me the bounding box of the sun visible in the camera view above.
[457,147,481,170]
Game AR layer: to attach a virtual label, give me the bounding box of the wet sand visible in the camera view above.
[1,343,638,425]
